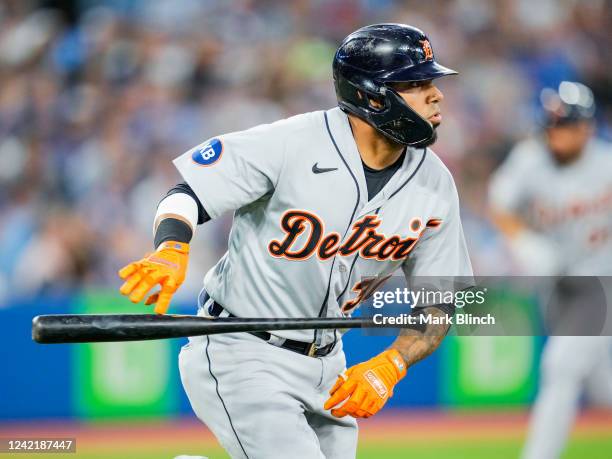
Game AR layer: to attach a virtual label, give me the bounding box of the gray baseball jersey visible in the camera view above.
[489,137,612,275]
[173,107,473,345]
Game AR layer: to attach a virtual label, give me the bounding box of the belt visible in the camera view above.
[248,329,337,357]
[206,298,337,357]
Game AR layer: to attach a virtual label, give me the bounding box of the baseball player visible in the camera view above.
[118,24,472,459]
[489,81,612,459]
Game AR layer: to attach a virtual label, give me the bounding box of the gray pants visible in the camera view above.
[522,335,612,459]
[179,329,358,459]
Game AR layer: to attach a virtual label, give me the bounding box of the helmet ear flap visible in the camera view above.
[370,88,434,146]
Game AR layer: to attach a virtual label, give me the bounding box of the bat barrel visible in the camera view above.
[32,314,374,344]
[32,314,198,343]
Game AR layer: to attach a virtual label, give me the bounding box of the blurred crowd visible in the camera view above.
[0,0,610,305]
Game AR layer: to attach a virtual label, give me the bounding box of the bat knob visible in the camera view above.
[32,315,46,343]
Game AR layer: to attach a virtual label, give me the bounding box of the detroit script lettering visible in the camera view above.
[268,210,442,261]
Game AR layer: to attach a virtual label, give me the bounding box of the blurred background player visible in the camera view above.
[489,81,612,459]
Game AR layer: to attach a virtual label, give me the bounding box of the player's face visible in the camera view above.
[545,121,593,164]
[391,80,444,127]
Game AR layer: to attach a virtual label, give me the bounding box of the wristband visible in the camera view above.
[154,218,193,249]
[384,349,407,379]
[158,240,190,253]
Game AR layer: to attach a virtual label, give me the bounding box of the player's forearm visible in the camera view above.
[389,307,450,367]
[490,209,528,239]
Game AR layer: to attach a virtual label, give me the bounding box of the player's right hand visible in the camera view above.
[324,349,407,418]
[118,241,189,314]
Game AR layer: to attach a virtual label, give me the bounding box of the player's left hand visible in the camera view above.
[324,349,407,418]
[118,241,189,314]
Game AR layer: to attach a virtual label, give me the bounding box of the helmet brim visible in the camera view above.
[382,60,458,83]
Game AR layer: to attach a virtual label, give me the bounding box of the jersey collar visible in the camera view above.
[325,107,427,216]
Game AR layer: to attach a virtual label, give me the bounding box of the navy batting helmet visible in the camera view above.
[540,81,596,127]
[333,23,457,146]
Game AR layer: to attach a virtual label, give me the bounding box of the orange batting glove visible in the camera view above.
[118,241,189,314]
[324,349,407,418]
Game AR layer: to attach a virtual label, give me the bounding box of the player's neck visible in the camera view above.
[348,115,405,170]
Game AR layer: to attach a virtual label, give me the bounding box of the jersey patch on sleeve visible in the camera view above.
[191,138,224,167]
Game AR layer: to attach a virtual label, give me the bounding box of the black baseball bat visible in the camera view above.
[32,314,378,344]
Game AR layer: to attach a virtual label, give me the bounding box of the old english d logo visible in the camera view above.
[420,40,433,61]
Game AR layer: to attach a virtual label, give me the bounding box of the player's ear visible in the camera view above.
[356,90,384,110]
[368,97,384,110]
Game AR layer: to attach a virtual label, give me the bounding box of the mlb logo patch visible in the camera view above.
[192,138,223,166]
